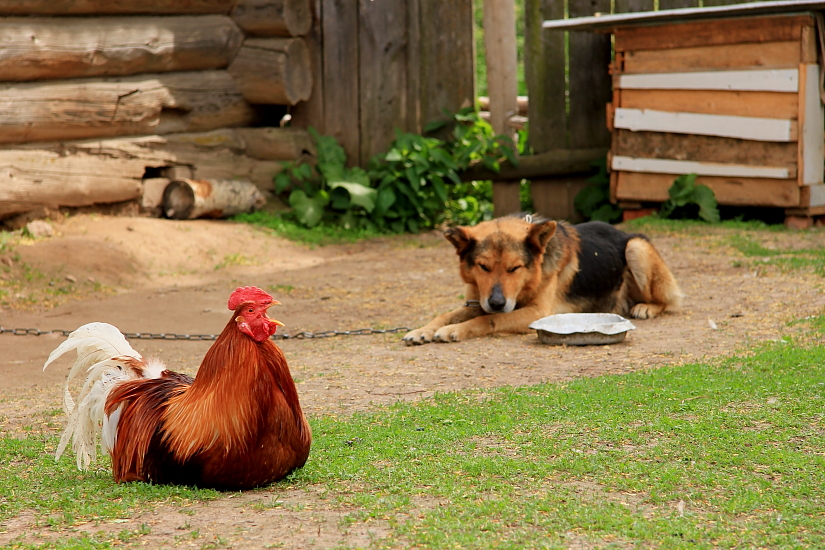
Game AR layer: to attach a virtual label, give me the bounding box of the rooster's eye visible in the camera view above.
[247,308,254,313]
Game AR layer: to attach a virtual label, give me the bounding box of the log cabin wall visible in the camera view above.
[0,0,476,219]
[0,0,314,219]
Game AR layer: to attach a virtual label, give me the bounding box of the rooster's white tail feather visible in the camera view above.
[44,323,166,469]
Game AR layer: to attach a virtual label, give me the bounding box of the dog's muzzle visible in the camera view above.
[482,284,516,313]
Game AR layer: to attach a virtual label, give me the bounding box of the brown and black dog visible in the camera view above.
[403,214,682,345]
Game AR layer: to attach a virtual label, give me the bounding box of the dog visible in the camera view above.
[403,214,682,345]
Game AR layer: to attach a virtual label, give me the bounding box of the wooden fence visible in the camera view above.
[292,0,475,167]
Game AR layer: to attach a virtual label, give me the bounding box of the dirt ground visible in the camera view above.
[1,214,824,548]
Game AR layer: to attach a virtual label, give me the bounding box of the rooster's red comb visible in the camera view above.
[228,286,273,311]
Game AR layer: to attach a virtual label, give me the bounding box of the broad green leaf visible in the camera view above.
[289,189,328,228]
[385,149,403,162]
[328,181,378,212]
[274,172,292,194]
[405,167,421,192]
[329,186,351,210]
[692,184,721,223]
[431,175,448,203]
[375,187,396,215]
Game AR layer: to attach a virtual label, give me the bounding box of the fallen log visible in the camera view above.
[0,16,243,82]
[0,0,236,15]
[460,147,608,182]
[231,0,312,37]
[163,179,266,219]
[0,71,255,144]
[228,38,312,105]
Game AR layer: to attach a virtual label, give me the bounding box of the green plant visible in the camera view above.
[273,110,516,233]
[660,173,720,223]
[274,128,377,229]
[573,157,622,223]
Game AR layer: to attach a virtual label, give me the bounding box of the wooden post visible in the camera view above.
[525,0,566,153]
[320,0,360,165]
[483,0,520,217]
[482,0,518,138]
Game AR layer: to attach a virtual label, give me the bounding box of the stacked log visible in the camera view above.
[0,0,314,219]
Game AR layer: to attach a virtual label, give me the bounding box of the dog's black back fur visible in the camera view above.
[566,221,639,311]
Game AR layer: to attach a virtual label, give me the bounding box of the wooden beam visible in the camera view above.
[0,16,243,82]
[614,171,800,207]
[614,14,814,52]
[0,0,237,15]
[618,68,799,93]
[482,0,519,137]
[614,130,798,167]
[613,108,797,142]
[460,147,607,182]
[799,63,825,185]
[228,38,312,105]
[611,155,794,179]
[617,89,798,119]
[0,71,255,144]
[621,40,800,75]
[800,184,825,208]
[231,0,312,37]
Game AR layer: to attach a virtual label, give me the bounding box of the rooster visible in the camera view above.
[43,286,311,490]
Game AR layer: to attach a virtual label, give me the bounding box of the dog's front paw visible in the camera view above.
[403,328,435,346]
[433,324,465,343]
[629,302,664,319]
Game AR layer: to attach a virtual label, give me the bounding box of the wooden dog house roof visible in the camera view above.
[542,0,825,31]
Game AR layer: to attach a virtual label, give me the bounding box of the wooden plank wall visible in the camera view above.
[293,0,475,167]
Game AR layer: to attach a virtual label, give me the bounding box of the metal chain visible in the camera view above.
[0,325,410,341]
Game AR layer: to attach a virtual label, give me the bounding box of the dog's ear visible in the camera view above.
[526,220,557,254]
[444,226,475,256]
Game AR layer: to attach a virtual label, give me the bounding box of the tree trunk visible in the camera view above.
[231,0,312,37]
[0,0,237,15]
[162,179,266,219]
[0,71,255,144]
[0,16,243,82]
[461,147,608,182]
[228,38,312,105]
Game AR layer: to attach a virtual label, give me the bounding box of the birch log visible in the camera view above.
[162,179,266,219]
[0,0,237,15]
[0,16,243,82]
[0,127,309,218]
[228,38,312,105]
[231,0,312,37]
[0,71,255,144]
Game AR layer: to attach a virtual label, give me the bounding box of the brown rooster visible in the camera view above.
[43,286,311,490]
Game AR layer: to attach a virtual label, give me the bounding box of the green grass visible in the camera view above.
[4,321,825,548]
[232,211,389,246]
[725,234,825,277]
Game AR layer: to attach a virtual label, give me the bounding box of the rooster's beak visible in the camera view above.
[266,300,285,327]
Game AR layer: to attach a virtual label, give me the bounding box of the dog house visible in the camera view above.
[544,0,825,226]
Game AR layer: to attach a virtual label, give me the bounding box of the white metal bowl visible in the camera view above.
[529,313,636,346]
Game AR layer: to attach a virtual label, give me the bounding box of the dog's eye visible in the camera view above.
[479,264,491,272]
[507,265,522,273]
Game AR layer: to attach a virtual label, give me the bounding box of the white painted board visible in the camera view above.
[611,155,792,179]
[613,108,796,142]
[618,69,798,93]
